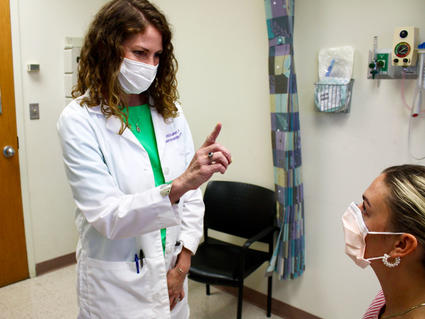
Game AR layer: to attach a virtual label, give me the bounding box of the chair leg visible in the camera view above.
[237,283,243,319]
[267,276,272,317]
[206,284,210,296]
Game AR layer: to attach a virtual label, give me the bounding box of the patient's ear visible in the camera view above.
[391,234,418,258]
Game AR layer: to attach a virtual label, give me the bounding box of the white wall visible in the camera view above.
[290,1,425,318]
[11,0,425,318]
[154,1,425,318]
[10,0,108,274]
[154,0,274,189]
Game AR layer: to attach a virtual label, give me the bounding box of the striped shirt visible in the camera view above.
[362,290,386,319]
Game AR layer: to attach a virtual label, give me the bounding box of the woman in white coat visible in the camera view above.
[57,1,231,318]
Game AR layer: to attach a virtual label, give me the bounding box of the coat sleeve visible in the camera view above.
[57,104,179,240]
[177,109,205,255]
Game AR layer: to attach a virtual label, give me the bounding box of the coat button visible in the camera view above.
[163,167,169,175]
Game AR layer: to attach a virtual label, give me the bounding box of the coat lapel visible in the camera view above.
[103,112,143,150]
[150,106,166,160]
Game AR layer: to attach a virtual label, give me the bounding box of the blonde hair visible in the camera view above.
[72,0,179,134]
[383,165,425,252]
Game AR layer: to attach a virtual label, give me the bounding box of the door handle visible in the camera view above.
[3,146,16,158]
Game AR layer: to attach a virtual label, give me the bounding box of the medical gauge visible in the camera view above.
[392,27,418,67]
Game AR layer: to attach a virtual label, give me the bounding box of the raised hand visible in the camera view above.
[169,123,232,203]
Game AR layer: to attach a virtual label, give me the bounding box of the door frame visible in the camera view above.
[9,0,36,278]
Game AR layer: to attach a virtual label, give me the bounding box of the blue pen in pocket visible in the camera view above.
[134,254,140,274]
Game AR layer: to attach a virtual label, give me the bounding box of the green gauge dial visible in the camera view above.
[394,42,411,58]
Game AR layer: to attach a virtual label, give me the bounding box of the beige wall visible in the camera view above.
[10,0,425,318]
[157,0,274,188]
[291,1,425,318]
[10,0,108,275]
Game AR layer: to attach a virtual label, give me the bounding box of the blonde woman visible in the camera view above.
[343,164,425,318]
[57,1,231,318]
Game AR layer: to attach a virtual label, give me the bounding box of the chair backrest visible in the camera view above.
[203,180,276,242]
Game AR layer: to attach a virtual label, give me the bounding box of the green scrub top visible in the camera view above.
[125,104,167,253]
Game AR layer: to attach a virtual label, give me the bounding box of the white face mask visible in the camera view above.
[342,202,404,268]
[118,58,158,94]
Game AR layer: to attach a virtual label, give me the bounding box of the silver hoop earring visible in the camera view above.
[382,253,401,268]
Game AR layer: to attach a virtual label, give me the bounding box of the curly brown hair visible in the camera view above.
[72,0,179,134]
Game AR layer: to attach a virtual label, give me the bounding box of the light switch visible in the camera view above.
[29,103,40,120]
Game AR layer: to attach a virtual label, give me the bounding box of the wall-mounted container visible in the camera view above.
[314,79,354,113]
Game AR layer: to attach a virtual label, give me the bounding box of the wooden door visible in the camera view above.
[0,0,29,287]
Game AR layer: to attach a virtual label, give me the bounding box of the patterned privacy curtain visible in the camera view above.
[264,0,305,280]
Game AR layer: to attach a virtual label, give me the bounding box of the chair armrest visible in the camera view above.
[234,226,278,278]
[242,226,278,251]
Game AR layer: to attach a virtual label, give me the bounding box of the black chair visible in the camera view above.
[189,180,277,319]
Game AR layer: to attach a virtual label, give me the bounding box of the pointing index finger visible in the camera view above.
[202,123,222,147]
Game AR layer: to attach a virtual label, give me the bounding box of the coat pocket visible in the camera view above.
[83,257,157,319]
[169,242,183,270]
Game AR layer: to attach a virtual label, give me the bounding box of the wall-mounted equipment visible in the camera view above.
[367,29,419,80]
[314,79,354,113]
[29,103,40,120]
[368,49,394,79]
[392,27,418,67]
[411,43,425,117]
[315,46,355,113]
[26,64,40,72]
[64,37,82,105]
[408,42,425,160]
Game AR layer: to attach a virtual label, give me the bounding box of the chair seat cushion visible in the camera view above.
[189,238,270,286]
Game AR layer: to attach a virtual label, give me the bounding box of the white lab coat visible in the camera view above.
[57,97,204,319]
